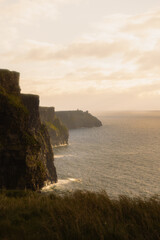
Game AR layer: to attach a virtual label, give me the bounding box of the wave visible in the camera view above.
[53,143,70,148]
[54,154,74,159]
[54,155,65,159]
[41,178,81,193]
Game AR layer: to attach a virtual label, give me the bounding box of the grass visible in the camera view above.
[45,117,68,137]
[0,190,159,240]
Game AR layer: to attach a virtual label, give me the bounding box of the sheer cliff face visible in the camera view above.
[40,107,55,123]
[39,107,69,146]
[56,110,102,129]
[0,69,57,190]
[21,95,57,184]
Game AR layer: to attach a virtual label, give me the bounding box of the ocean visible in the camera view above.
[42,111,160,198]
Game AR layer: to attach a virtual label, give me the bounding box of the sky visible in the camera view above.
[1,0,160,111]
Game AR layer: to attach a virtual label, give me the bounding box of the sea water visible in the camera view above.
[42,111,160,197]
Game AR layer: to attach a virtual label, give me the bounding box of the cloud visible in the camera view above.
[39,82,160,111]
[136,41,160,72]
[0,0,59,25]
[5,9,159,65]
[0,0,85,48]
[1,4,160,110]
[123,10,160,32]
[0,0,86,23]
[19,40,130,61]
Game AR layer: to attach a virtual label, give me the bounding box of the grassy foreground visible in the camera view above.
[0,190,159,240]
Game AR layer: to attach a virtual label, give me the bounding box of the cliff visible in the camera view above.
[39,107,69,146]
[0,69,57,190]
[55,110,102,129]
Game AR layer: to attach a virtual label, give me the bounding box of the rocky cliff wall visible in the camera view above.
[0,69,20,95]
[40,107,55,123]
[21,94,41,131]
[39,107,68,146]
[56,110,102,129]
[21,95,57,184]
[0,69,57,190]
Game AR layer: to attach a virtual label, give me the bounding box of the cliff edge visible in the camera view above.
[55,110,102,129]
[39,107,69,146]
[0,69,57,190]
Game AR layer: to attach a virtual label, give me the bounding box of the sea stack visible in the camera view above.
[0,69,57,190]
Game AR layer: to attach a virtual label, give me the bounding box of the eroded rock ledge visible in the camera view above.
[0,69,57,190]
[39,107,69,146]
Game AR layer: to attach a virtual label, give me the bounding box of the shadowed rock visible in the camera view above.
[39,107,69,146]
[0,69,20,95]
[0,69,57,190]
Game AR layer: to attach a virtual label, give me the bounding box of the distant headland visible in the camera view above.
[56,110,102,129]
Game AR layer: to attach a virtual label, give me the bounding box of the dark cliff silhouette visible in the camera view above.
[0,69,57,190]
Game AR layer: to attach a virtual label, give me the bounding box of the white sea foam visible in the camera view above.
[42,178,81,192]
[56,178,81,185]
[53,143,70,148]
[68,178,81,182]
[54,154,74,159]
[54,155,65,159]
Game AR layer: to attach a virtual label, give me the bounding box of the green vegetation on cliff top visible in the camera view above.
[0,86,28,113]
[46,117,68,137]
[44,116,68,146]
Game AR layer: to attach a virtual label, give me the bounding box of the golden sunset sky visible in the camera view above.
[1,0,160,111]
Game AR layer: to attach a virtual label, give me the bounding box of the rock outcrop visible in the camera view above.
[55,110,102,129]
[39,107,68,146]
[0,69,57,190]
